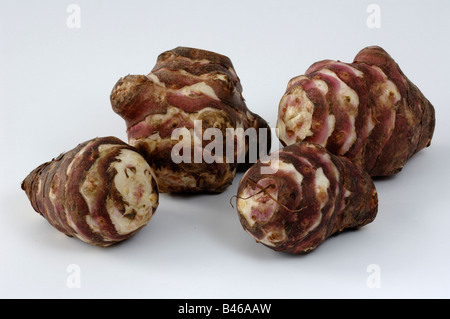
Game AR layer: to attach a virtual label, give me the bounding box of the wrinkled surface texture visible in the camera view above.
[21,137,159,247]
[236,142,378,254]
[277,46,435,176]
[111,47,271,193]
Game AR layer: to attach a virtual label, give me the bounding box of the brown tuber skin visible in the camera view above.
[21,136,159,247]
[276,46,435,176]
[235,142,378,254]
[111,46,271,193]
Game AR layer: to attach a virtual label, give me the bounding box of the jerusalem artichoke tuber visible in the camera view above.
[235,142,378,254]
[21,136,159,247]
[276,46,435,176]
[111,46,271,193]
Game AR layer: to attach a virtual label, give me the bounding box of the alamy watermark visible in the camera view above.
[366,263,381,288]
[366,4,381,29]
[66,264,81,288]
[170,121,279,174]
[66,4,81,29]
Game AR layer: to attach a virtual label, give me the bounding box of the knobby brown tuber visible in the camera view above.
[111,46,271,193]
[21,137,159,247]
[276,46,435,176]
[235,142,378,254]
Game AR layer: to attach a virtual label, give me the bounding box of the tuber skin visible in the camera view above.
[235,142,378,254]
[276,46,435,176]
[111,46,271,193]
[21,136,159,247]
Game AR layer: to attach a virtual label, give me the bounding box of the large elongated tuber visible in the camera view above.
[236,142,378,254]
[111,46,271,193]
[276,46,435,176]
[21,137,159,247]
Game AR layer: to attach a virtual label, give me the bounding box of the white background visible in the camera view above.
[1,0,449,299]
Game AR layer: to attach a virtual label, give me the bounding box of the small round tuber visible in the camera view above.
[235,142,378,254]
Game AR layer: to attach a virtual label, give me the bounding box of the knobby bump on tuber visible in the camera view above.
[21,137,159,247]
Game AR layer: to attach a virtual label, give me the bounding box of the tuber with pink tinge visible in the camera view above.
[21,136,159,247]
[111,46,271,193]
[276,46,435,176]
[235,142,378,254]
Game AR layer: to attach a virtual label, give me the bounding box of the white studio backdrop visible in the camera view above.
[1,0,449,298]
